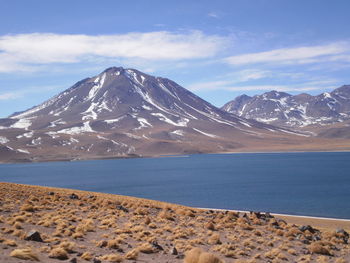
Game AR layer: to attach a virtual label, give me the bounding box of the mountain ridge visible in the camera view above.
[222,85,350,128]
[0,67,349,163]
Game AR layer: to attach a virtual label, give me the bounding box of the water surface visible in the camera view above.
[1,152,349,219]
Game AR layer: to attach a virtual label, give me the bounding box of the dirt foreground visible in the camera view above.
[0,183,349,263]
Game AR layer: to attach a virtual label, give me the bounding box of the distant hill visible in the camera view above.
[222,85,350,128]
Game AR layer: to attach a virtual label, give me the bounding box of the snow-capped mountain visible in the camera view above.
[222,85,350,128]
[0,67,330,162]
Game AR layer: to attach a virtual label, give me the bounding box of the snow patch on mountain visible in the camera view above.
[151,112,188,127]
[57,121,94,135]
[0,136,9,144]
[104,116,125,124]
[16,131,34,139]
[17,149,30,154]
[192,128,219,138]
[10,119,32,130]
[88,73,106,100]
[171,130,185,136]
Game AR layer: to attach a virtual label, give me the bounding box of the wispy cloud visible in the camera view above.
[0,85,64,100]
[0,31,229,73]
[224,42,350,66]
[0,92,20,100]
[208,12,219,18]
[188,82,335,93]
[228,69,271,82]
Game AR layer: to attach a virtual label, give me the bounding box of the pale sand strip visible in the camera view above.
[197,207,350,231]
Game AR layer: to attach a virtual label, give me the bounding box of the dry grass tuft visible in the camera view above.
[3,239,17,246]
[184,248,224,263]
[10,248,39,261]
[308,242,332,256]
[184,247,203,263]
[49,247,69,260]
[124,248,139,260]
[58,241,76,253]
[20,204,36,212]
[107,239,121,249]
[80,251,93,260]
[98,253,123,262]
[205,222,215,231]
[138,242,156,254]
[198,252,224,263]
[158,210,175,221]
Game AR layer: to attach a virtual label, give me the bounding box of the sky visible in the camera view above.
[0,0,350,117]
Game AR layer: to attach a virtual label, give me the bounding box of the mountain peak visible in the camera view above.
[103,66,125,74]
[261,90,290,99]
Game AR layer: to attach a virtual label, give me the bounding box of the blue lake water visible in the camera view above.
[1,152,349,219]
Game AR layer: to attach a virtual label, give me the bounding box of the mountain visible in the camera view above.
[0,67,349,163]
[222,85,350,128]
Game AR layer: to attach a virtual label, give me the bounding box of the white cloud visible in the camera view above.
[225,42,350,66]
[208,12,219,18]
[0,92,20,100]
[233,69,271,82]
[222,85,325,92]
[0,85,64,101]
[0,31,228,73]
[188,79,338,93]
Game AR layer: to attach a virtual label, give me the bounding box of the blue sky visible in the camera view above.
[1,0,350,117]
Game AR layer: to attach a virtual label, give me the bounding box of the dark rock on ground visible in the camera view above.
[116,205,129,213]
[69,193,79,200]
[171,247,178,255]
[25,230,43,242]
[152,241,164,251]
[299,225,319,234]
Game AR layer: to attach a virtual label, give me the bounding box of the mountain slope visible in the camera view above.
[0,67,349,162]
[222,86,350,128]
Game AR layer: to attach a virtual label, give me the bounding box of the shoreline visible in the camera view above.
[197,207,350,231]
[1,148,350,165]
[1,182,350,227]
[197,207,350,222]
[2,182,350,230]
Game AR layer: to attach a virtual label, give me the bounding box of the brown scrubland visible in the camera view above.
[0,182,349,263]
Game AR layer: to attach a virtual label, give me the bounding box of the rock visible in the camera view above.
[265,212,274,218]
[299,225,318,234]
[271,220,279,227]
[116,205,129,213]
[336,228,349,244]
[171,247,178,255]
[69,193,79,200]
[336,228,349,236]
[278,219,287,225]
[312,235,322,241]
[70,258,77,263]
[25,230,43,242]
[48,192,55,195]
[152,241,164,251]
[93,258,102,263]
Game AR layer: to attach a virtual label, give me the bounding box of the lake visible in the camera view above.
[1,152,349,219]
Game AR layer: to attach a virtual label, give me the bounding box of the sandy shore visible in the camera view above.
[0,182,349,263]
[197,208,350,232]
